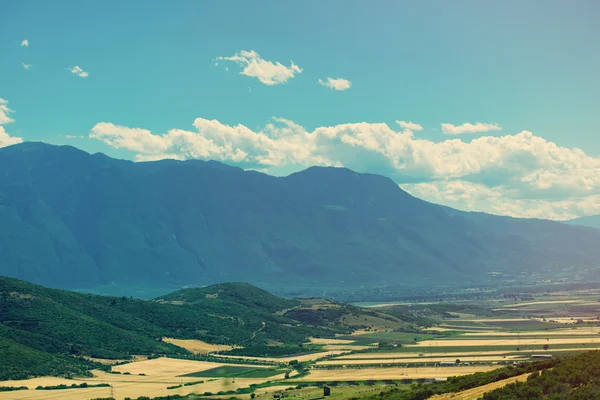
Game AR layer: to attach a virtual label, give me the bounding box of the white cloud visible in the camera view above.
[23,63,32,70]
[402,180,600,221]
[216,50,302,85]
[89,118,600,220]
[396,120,423,131]
[318,77,352,91]
[63,134,84,139]
[0,99,15,125]
[69,65,89,78]
[21,39,29,47]
[441,122,501,135]
[0,127,23,148]
[0,98,23,148]
[90,123,172,155]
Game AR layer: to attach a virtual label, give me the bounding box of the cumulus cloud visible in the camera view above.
[69,65,89,78]
[216,50,302,85]
[318,77,352,91]
[0,98,23,148]
[402,180,600,221]
[441,122,501,135]
[396,120,423,131]
[89,117,600,220]
[0,127,22,148]
[0,99,15,125]
[23,63,32,70]
[21,39,29,47]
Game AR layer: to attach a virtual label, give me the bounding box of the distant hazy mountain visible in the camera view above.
[1,142,599,292]
[565,215,600,230]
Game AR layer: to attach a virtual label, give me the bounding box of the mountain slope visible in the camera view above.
[1,142,599,291]
[565,214,600,230]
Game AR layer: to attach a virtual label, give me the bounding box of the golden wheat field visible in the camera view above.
[410,337,600,347]
[162,337,238,354]
[296,366,501,381]
[214,350,351,363]
[316,355,523,365]
[429,373,532,400]
[462,327,600,336]
[0,374,278,400]
[0,357,282,400]
[308,337,357,345]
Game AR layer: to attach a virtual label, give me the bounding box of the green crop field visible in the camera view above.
[180,366,283,378]
[483,320,566,331]
[352,332,438,343]
[240,369,288,378]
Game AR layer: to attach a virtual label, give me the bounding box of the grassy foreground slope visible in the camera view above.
[0,277,346,380]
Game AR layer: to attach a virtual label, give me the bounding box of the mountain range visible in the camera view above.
[0,142,599,294]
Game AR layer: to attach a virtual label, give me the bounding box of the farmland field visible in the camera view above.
[295,366,501,381]
[214,350,351,363]
[162,338,237,354]
[348,331,439,342]
[181,366,283,378]
[0,359,285,400]
[308,337,357,345]
[3,287,600,400]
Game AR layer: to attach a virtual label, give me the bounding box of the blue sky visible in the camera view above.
[1,1,599,219]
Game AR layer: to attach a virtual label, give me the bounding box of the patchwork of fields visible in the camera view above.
[2,295,600,399]
[0,358,286,400]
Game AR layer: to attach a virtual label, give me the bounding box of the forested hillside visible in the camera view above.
[483,351,600,399]
[0,278,340,380]
[358,351,600,400]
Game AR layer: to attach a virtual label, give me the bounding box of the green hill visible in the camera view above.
[0,277,341,380]
[157,282,300,314]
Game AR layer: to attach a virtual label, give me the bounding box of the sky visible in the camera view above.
[1,0,599,220]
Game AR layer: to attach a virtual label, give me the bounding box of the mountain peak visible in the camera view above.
[2,141,84,153]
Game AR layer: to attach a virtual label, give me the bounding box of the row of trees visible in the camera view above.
[483,351,600,399]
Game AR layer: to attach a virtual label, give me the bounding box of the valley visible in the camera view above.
[3,3,599,399]
[3,278,600,399]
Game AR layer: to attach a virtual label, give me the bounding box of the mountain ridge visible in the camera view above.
[1,141,599,293]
